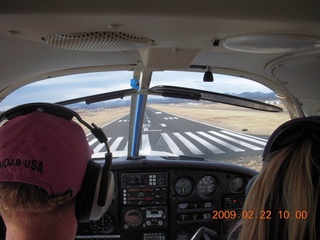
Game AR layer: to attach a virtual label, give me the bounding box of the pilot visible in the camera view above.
[0,110,93,240]
[229,116,320,240]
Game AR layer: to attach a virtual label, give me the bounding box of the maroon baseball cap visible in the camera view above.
[0,111,93,204]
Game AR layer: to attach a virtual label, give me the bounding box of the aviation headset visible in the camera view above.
[246,116,320,196]
[0,102,114,223]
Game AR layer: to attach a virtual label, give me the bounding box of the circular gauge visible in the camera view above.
[90,212,114,234]
[197,175,217,196]
[124,209,143,227]
[175,178,193,196]
[231,177,244,192]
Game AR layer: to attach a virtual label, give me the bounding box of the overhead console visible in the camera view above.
[76,157,257,240]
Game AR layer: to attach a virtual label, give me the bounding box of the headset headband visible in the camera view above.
[262,116,320,160]
[0,103,109,151]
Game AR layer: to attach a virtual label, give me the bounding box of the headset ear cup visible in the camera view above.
[76,160,101,222]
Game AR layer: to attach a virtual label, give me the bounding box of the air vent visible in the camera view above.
[43,31,154,51]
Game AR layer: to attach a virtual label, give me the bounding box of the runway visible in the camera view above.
[87,107,267,160]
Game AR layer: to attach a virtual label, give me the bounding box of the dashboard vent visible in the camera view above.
[43,31,154,51]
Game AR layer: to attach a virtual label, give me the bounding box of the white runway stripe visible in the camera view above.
[94,143,105,153]
[89,129,265,156]
[92,137,111,153]
[173,133,204,155]
[111,139,127,157]
[88,138,98,146]
[198,131,245,152]
[141,134,151,152]
[209,131,264,150]
[161,133,184,155]
[221,130,267,145]
[186,132,225,154]
[110,137,124,151]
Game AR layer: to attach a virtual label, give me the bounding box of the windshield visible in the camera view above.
[0,71,290,172]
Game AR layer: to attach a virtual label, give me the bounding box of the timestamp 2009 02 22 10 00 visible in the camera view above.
[212,210,308,220]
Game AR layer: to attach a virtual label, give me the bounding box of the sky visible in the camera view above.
[0,71,272,110]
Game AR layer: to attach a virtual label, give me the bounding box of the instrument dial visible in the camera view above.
[124,209,143,227]
[197,175,217,196]
[90,212,114,234]
[231,177,244,192]
[175,178,193,196]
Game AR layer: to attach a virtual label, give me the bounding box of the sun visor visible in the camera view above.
[140,48,200,70]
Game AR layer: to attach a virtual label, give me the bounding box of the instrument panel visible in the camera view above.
[75,157,256,240]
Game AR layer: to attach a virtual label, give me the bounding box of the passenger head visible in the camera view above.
[0,110,93,214]
[231,116,320,240]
